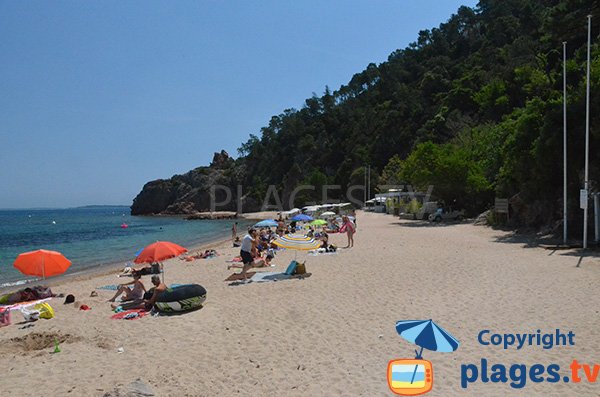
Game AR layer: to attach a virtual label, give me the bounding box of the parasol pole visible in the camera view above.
[410,346,424,384]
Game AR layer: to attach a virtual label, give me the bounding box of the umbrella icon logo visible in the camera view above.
[387,319,459,396]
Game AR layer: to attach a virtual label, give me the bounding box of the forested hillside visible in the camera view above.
[133,0,599,230]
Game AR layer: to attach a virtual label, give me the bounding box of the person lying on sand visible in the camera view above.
[181,249,219,261]
[108,272,145,303]
[228,254,274,269]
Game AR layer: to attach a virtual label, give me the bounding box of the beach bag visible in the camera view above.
[284,261,298,276]
[34,302,55,319]
[0,307,11,327]
[21,307,40,322]
[294,262,306,275]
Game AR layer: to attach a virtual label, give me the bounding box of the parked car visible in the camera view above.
[428,207,464,222]
[414,201,439,220]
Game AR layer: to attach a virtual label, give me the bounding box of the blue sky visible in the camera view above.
[0,0,478,208]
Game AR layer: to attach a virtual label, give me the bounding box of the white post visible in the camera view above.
[363,166,367,206]
[367,165,371,200]
[563,41,568,245]
[583,15,592,249]
[594,193,599,243]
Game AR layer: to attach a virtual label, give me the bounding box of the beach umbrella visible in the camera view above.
[310,219,328,226]
[14,249,72,279]
[291,214,313,222]
[395,319,459,384]
[396,319,459,355]
[134,241,187,282]
[254,219,278,228]
[272,234,321,251]
[134,241,187,264]
[320,211,336,218]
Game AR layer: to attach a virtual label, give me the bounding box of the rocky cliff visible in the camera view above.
[130,151,260,215]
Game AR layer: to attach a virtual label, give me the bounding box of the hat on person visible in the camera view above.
[64,294,75,304]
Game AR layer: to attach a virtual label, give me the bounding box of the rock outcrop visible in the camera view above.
[130,151,258,215]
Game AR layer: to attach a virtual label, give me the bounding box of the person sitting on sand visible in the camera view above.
[233,236,241,247]
[108,272,146,303]
[143,275,167,311]
[319,231,329,249]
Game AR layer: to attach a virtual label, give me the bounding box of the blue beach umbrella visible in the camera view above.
[395,319,459,385]
[291,214,313,222]
[395,319,459,356]
[254,219,278,228]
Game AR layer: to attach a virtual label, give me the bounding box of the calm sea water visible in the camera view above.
[0,206,252,286]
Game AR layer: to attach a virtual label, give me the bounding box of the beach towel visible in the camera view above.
[1,297,53,312]
[308,249,339,256]
[250,272,312,283]
[224,272,256,282]
[96,284,120,291]
[111,309,147,320]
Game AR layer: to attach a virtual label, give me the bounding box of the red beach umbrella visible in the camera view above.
[134,241,187,264]
[14,249,72,279]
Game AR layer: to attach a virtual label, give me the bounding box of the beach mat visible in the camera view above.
[111,309,147,320]
[1,297,53,312]
[250,272,312,283]
[97,285,120,290]
[224,272,256,281]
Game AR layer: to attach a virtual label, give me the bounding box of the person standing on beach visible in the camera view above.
[341,215,355,248]
[240,228,257,282]
[231,222,238,241]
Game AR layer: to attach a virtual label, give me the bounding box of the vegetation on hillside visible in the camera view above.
[232,0,599,228]
[134,0,599,231]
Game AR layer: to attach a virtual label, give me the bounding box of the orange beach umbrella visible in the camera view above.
[14,249,72,279]
[134,241,187,264]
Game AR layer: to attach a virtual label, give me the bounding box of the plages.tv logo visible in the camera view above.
[388,319,460,396]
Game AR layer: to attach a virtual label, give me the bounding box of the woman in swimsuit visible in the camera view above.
[341,215,356,248]
[108,272,146,302]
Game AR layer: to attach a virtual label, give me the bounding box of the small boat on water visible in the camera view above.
[120,223,128,229]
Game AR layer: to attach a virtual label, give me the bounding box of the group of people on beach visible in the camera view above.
[230,211,356,282]
[107,209,357,307]
[107,272,166,311]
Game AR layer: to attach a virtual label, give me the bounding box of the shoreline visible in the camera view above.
[0,216,265,294]
[1,211,599,396]
[0,211,276,293]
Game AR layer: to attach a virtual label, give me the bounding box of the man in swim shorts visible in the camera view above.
[240,228,257,282]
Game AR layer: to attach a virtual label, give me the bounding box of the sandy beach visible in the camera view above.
[1,211,598,396]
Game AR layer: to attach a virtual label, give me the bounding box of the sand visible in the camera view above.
[0,211,598,396]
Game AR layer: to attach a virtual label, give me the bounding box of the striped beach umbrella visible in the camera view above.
[395,319,460,386]
[272,234,321,251]
[395,319,459,356]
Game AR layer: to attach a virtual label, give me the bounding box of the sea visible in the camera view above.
[0,206,253,287]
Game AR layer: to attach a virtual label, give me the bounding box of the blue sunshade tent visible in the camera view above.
[395,319,459,356]
[255,219,278,228]
[291,214,313,222]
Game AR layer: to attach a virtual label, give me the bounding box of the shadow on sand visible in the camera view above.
[390,220,464,228]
